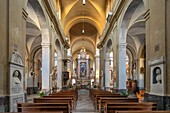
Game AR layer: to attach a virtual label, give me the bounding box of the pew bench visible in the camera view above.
[50,93,78,101]
[98,97,139,113]
[17,103,70,113]
[43,96,76,109]
[94,95,127,109]
[3,111,63,113]
[34,98,74,110]
[115,110,170,113]
[103,102,157,113]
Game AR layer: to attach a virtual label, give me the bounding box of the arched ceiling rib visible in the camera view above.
[57,0,115,58]
[60,0,107,36]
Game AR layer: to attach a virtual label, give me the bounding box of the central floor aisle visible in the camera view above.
[72,89,99,113]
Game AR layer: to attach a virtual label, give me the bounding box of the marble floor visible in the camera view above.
[72,89,99,113]
[26,89,99,113]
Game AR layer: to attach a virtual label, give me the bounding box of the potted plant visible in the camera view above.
[38,90,45,97]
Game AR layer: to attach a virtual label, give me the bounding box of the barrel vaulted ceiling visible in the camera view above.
[55,0,114,59]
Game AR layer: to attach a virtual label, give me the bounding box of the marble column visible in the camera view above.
[41,43,50,92]
[67,49,73,78]
[117,43,127,90]
[99,48,105,88]
[95,55,100,85]
[105,58,110,88]
[57,57,63,90]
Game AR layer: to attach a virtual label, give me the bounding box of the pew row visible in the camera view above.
[43,96,76,109]
[98,98,139,113]
[115,110,170,113]
[103,102,157,113]
[17,103,70,113]
[34,98,74,110]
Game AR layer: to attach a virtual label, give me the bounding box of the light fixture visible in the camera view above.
[83,0,86,5]
[82,12,85,34]
[82,29,85,34]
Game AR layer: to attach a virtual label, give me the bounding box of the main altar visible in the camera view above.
[75,47,92,88]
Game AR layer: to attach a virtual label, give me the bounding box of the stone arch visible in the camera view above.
[11,50,24,66]
[106,39,112,52]
[126,44,137,61]
[118,0,144,43]
[126,45,137,80]
[27,0,50,43]
[55,39,63,90]
[104,39,113,88]
[55,39,62,58]
[30,45,42,63]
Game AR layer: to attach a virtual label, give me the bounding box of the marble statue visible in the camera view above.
[51,69,57,81]
[156,68,162,84]
[13,70,21,87]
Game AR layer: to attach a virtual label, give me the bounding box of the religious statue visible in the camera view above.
[51,69,57,81]
[50,69,57,92]
[78,53,81,59]
[73,70,77,78]
[90,69,94,79]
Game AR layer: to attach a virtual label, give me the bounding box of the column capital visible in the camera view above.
[41,43,51,47]
[117,43,127,46]
[117,43,127,49]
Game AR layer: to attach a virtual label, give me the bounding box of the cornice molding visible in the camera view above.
[22,8,28,21]
[98,0,127,48]
[143,9,150,21]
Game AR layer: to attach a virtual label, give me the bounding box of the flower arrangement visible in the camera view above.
[38,90,45,97]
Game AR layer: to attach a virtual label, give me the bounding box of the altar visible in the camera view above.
[76,79,91,89]
[76,47,90,79]
[75,47,91,87]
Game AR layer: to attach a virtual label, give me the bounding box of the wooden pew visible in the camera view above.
[115,110,170,113]
[34,98,74,110]
[98,97,139,113]
[94,95,127,109]
[89,89,112,100]
[17,103,70,113]
[3,111,63,113]
[50,91,78,101]
[43,96,76,109]
[104,102,157,113]
[49,93,77,101]
[92,93,120,101]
